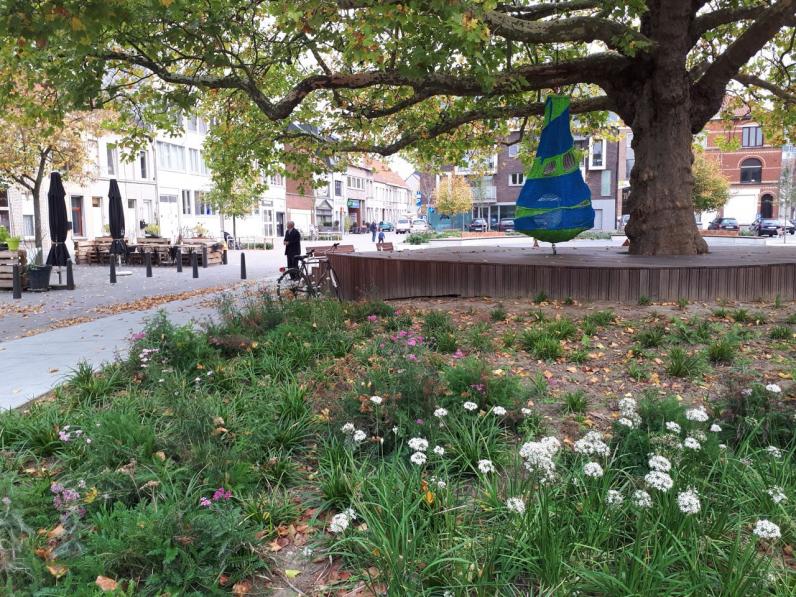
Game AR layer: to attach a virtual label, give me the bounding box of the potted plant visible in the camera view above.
[144,223,160,237]
[194,222,208,238]
[27,263,52,292]
[0,225,9,251]
[7,236,21,251]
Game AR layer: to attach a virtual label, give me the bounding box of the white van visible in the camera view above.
[396,217,412,234]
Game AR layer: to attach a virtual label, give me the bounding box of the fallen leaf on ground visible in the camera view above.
[95,576,118,591]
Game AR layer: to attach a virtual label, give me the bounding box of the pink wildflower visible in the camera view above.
[453,349,465,359]
[212,487,232,501]
[407,354,418,361]
[367,315,378,323]
[199,497,212,507]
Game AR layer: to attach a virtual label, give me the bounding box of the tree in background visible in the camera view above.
[779,156,796,223]
[2,0,794,255]
[691,148,730,214]
[434,175,473,235]
[0,76,108,256]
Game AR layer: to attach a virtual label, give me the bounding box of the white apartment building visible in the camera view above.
[3,116,286,256]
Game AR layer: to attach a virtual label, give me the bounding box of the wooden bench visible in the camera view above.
[376,242,394,252]
[307,244,355,257]
[0,249,27,290]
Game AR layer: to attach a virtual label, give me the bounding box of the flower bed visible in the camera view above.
[0,297,794,594]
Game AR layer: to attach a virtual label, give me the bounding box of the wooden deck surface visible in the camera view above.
[328,246,796,302]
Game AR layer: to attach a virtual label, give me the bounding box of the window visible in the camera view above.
[71,196,84,236]
[156,141,186,171]
[600,170,612,197]
[509,173,525,186]
[106,143,118,176]
[159,194,177,203]
[742,126,763,148]
[127,199,135,209]
[270,174,283,186]
[139,151,148,179]
[188,148,202,173]
[186,115,198,132]
[22,214,34,237]
[335,180,342,196]
[508,143,520,158]
[740,158,762,183]
[92,197,101,208]
[197,118,208,134]
[195,191,213,215]
[589,138,605,169]
[0,189,8,230]
[347,176,365,190]
[181,190,192,214]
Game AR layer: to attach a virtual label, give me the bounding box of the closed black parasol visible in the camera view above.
[46,172,70,266]
[108,179,127,256]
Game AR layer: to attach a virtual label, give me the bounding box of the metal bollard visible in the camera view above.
[240,252,247,279]
[12,264,22,299]
[191,252,199,278]
[110,257,117,284]
[66,260,75,290]
[176,248,182,273]
[145,252,153,278]
[202,245,208,269]
[222,249,228,265]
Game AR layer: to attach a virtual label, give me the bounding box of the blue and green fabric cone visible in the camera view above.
[514,95,594,243]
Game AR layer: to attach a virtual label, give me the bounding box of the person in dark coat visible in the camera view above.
[370,221,378,242]
[284,221,301,278]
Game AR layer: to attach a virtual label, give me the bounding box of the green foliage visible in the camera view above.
[405,232,432,245]
[583,309,616,327]
[691,147,731,212]
[466,322,494,352]
[533,292,549,304]
[676,298,689,310]
[638,295,652,306]
[665,347,708,378]
[707,337,738,364]
[626,361,650,381]
[635,324,667,348]
[561,390,588,414]
[770,325,792,340]
[490,304,507,322]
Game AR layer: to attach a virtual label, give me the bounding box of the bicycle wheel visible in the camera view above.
[277,269,315,300]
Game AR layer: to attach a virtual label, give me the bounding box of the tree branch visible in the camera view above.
[482,10,653,54]
[104,47,625,121]
[494,1,602,21]
[689,5,769,42]
[691,0,796,129]
[733,73,796,103]
[277,96,614,156]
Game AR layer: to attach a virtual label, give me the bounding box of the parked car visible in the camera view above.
[379,221,394,232]
[469,218,488,232]
[751,218,783,237]
[788,220,796,235]
[396,218,412,234]
[707,217,739,231]
[410,219,430,233]
[497,218,515,232]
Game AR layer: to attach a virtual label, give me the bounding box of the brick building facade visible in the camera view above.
[703,113,783,225]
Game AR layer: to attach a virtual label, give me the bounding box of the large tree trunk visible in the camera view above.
[624,1,708,256]
[624,101,708,255]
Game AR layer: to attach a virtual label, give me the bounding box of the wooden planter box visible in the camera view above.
[0,249,28,289]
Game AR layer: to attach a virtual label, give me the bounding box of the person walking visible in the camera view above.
[283,221,301,279]
[377,229,385,245]
[370,221,378,242]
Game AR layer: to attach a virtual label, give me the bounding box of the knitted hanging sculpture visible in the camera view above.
[514,95,594,249]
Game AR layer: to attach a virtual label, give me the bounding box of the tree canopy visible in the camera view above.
[0,0,793,254]
[434,175,475,221]
[692,148,731,213]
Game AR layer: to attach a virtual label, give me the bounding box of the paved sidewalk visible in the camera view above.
[0,291,225,410]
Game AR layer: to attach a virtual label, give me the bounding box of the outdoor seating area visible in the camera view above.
[74,236,226,267]
[0,249,26,290]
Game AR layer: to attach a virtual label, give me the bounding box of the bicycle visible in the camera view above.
[276,243,341,300]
